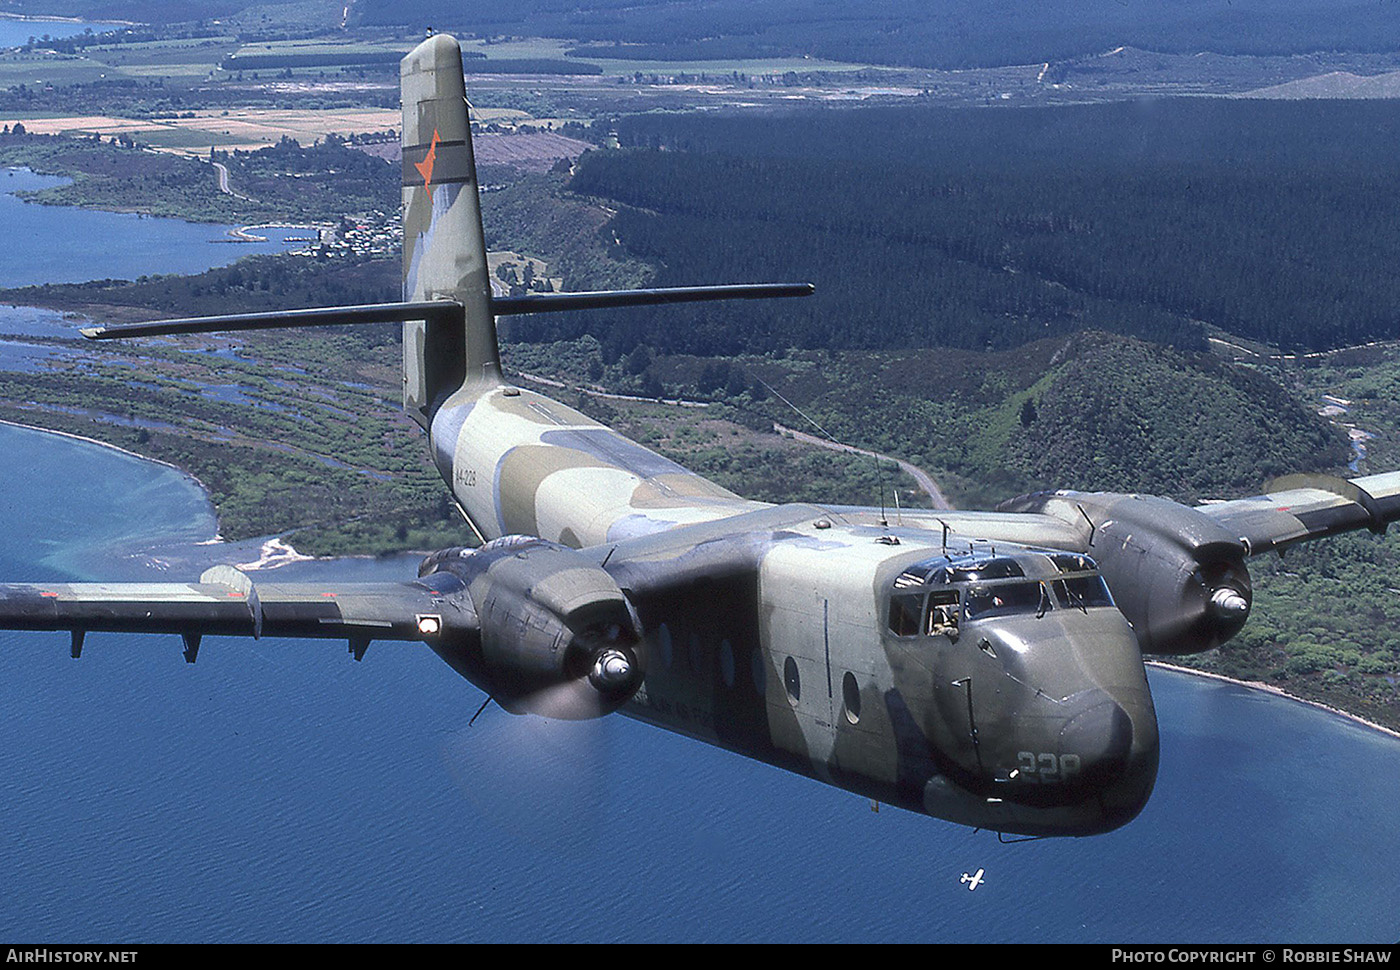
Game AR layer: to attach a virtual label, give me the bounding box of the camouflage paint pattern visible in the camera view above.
[0,568,480,663]
[401,34,498,428]
[385,35,1234,833]
[599,505,1158,835]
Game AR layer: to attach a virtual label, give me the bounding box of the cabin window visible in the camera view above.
[784,656,801,704]
[843,671,861,724]
[887,593,924,637]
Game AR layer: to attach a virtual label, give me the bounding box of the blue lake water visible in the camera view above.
[0,19,111,50]
[0,159,1397,943]
[0,168,309,287]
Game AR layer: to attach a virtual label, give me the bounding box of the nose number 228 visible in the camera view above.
[1015,751,1081,783]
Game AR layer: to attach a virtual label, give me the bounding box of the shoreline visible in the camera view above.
[227,222,327,243]
[1146,659,1400,742]
[0,14,134,28]
[0,416,428,569]
[0,414,227,542]
[0,415,208,489]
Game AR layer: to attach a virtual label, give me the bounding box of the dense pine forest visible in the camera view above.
[17,0,1400,68]
[516,99,1400,359]
[356,0,1400,69]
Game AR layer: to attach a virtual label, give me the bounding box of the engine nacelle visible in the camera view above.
[420,536,645,719]
[1000,491,1252,655]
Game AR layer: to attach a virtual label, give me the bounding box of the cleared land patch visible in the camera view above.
[10,107,401,155]
[356,131,592,171]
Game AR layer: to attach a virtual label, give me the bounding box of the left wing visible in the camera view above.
[1197,470,1400,555]
[0,566,478,662]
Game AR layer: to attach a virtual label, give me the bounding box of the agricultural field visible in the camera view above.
[7,106,396,153]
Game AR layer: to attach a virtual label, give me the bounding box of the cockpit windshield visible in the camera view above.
[885,549,1111,637]
[964,582,1050,622]
[1049,553,1096,573]
[893,555,1025,589]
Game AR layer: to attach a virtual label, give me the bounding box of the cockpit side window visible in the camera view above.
[888,592,924,637]
[925,590,960,637]
[1052,575,1115,611]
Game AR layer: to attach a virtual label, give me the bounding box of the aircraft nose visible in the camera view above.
[1053,685,1160,827]
[927,613,1161,833]
[1061,693,1133,783]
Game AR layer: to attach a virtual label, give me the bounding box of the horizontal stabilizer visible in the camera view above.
[490,282,815,315]
[80,283,813,340]
[80,301,464,340]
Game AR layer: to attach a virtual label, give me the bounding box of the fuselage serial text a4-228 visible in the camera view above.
[2,34,1397,839]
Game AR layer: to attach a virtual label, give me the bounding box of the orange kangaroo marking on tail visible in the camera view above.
[414,128,440,188]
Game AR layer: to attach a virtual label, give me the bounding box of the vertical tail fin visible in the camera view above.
[400,34,501,428]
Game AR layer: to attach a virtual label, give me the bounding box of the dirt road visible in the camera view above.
[773,422,953,510]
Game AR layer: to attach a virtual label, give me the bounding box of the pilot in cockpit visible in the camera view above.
[927,590,960,637]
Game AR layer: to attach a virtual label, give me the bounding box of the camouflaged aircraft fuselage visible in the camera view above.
[419,362,1161,835]
[391,34,1160,835]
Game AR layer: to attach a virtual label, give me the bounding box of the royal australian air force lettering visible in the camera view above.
[432,384,763,547]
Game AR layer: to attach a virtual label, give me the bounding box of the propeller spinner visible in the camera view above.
[421,537,648,720]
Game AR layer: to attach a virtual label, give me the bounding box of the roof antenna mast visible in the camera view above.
[756,376,891,528]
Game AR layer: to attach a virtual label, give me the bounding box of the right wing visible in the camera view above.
[1197,470,1400,555]
[0,566,479,662]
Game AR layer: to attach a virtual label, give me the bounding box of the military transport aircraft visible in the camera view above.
[1,34,1397,838]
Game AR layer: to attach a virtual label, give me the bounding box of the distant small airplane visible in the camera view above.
[960,869,985,891]
[1,33,1398,838]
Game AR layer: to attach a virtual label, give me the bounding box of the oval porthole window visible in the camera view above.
[784,656,801,705]
[843,671,861,724]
